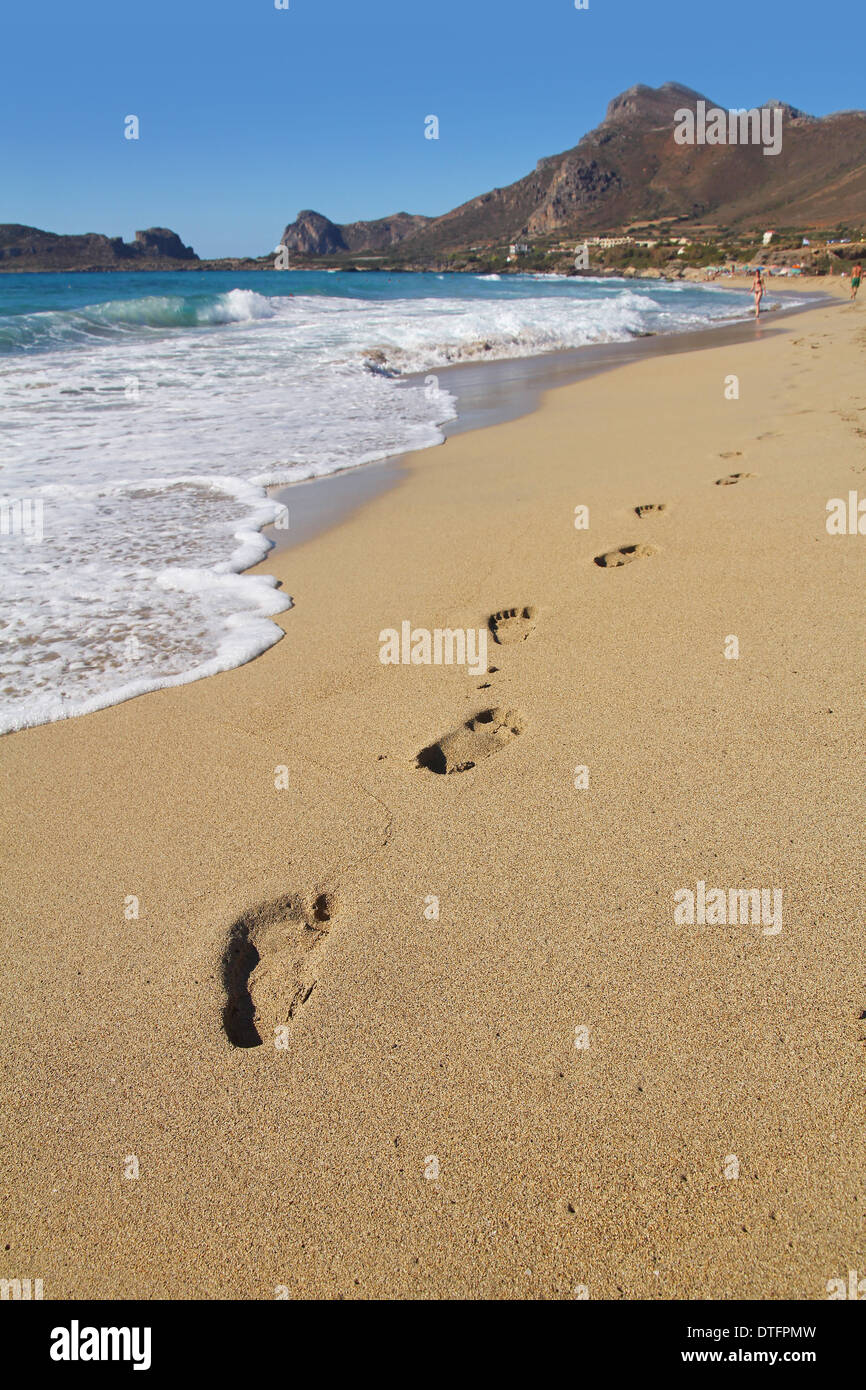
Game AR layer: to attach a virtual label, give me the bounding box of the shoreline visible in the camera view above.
[1,287,863,1299]
[267,281,835,558]
[0,282,837,735]
[4,273,824,737]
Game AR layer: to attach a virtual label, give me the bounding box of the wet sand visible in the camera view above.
[269,283,830,555]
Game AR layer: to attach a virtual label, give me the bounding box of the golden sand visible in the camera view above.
[1,285,863,1299]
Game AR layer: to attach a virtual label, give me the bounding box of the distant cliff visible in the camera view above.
[279,209,432,257]
[0,225,199,272]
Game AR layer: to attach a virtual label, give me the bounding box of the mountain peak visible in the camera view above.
[603,81,713,127]
[761,98,814,120]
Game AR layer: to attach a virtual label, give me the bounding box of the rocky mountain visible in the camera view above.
[279,208,431,257]
[387,82,866,260]
[281,83,866,266]
[0,225,198,271]
[278,211,346,256]
[131,228,197,260]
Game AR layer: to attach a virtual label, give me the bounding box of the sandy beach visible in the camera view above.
[2,283,864,1300]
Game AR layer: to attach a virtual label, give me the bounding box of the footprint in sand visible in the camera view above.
[489,605,538,644]
[594,543,657,568]
[719,450,742,459]
[634,503,667,518]
[221,890,337,1048]
[417,706,524,774]
[715,473,756,486]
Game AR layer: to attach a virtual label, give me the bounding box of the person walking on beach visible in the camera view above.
[751,267,765,318]
[850,262,861,302]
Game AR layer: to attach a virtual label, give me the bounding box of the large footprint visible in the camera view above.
[489,605,538,644]
[715,472,756,486]
[594,543,657,568]
[221,890,337,1048]
[417,706,525,774]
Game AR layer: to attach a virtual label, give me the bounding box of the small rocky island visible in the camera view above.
[0,225,273,273]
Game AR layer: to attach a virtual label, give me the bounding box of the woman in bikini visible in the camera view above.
[751,267,765,319]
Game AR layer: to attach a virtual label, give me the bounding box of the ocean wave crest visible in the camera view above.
[0,289,278,352]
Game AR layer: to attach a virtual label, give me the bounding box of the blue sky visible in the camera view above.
[1,0,860,258]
